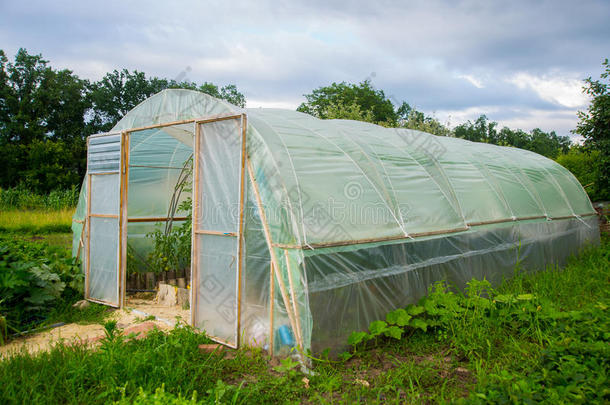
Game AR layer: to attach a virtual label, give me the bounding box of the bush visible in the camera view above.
[0,234,82,335]
[0,185,79,211]
[556,148,604,202]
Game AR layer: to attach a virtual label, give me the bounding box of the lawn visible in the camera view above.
[0,208,74,234]
[0,230,607,404]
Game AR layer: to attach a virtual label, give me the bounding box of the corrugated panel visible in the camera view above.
[88,134,121,173]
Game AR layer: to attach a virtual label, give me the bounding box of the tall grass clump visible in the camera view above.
[0,186,78,233]
[0,185,79,211]
[0,209,74,234]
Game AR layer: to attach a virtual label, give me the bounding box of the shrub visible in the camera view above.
[0,234,82,335]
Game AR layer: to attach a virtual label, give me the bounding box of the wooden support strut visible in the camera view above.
[191,121,201,328]
[284,249,303,349]
[85,173,92,299]
[119,131,130,308]
[236,114,247,347]
[269,262,275,356]
[246,158,304,351]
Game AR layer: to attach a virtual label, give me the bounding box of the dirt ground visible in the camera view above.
[0,296,189,359]
[126,294,190,325]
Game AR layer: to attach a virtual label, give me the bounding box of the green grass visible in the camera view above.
[0,237,607,404]
[0,208,74,234]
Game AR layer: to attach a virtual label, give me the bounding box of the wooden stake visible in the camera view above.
[191,121,201,328]
[85,173,92,300]
[119,131,130,308]
[236,114,247,348]
[246,158,302,351]
[284,249,304,349]
[269,261,275,356]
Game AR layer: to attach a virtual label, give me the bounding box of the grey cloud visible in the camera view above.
[0,0,608,137]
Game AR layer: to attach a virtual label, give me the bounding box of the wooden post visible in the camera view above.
[246,158,303,351]
[284,249,303,348]
[269,262,275,356]
[191,121,201,328]
[85,173,92,299]
[236,114,247,347]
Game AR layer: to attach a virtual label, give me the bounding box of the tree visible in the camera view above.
[297,80,398,125]
[454,115,497,143]
[0,49,247,193]
[0,48,90,191]
[298,80,451,135]
[397,102,452,136]
[88,69,246,133]
[574,58,610,200]
[556,147,602,201]
[454,115,570,159]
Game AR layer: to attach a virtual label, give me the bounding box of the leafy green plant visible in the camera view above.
[145,157,192,276]
[0,234,83,336]
[115,384,200,404]
[0,185,79,211]
[273,357,301,380]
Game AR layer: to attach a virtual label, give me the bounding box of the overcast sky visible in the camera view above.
[1,0,609,138]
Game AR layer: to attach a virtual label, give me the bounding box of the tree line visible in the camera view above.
[297,75,608,201]
[1,48,607,201]
[0,48,245,194]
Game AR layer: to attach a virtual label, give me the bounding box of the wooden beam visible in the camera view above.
[195,114,244,125]
[194,230,237,237]
[191,120,201,328]
[246,158,302,352]
[284,249,304,349]
[125,118,197,133]
[236,114,247,348]
[269,262,275,356]
[89,214,119,219]
[119,131,130,309]
[85,173,92,300]
[128,216,188,223]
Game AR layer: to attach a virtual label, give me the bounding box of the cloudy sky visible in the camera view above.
[1,0,609,138]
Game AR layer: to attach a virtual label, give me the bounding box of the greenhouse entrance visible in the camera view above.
[82,113,248,346]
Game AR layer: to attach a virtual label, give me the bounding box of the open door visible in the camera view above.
[192,114,246,348]
[85,132,125,307]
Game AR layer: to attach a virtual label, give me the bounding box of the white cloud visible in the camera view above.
[506,72,589,108]
[457,74,485,89]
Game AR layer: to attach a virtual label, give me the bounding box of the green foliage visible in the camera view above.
[0,238,607,404]
[115,385,200,405]
[273,357,301,380]
[147,212,191,275]
[146,158,193,275]
[574,58,610,200]
[398,103,452,136]
[0,185,79,210]
[88,69,247,133]
[297,80,398,125]
[0,234,82,334]
[321,100,376,123]
[455,115,571,158]
[556,147,603,201]
[0,48,246,194]
[346,238,610,404]
[0,326,299,404]
[299,81,575,156]
[0,49,88,193]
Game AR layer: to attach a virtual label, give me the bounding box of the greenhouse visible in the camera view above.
[72,89,600,355]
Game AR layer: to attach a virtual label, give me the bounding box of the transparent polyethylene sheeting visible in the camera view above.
[300,216,599,354]
[245,109,595,247]
[72,89,600,356]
